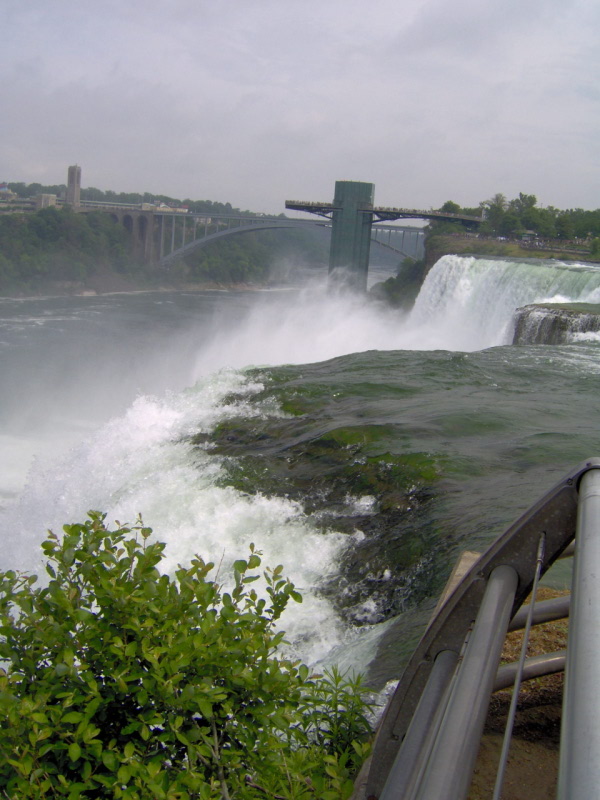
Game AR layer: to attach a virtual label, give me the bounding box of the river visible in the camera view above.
[1,254,600,685]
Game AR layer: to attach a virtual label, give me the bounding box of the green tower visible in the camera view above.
[328,181,375,291]
[286,181,483,292]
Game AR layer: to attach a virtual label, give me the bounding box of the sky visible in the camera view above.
[2,0,599,214]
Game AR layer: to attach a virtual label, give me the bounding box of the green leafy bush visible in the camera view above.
[0,513,371,800]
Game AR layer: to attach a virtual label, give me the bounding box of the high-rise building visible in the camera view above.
[66,164,81,206]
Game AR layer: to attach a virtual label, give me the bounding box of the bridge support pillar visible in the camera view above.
[329,181,375,291]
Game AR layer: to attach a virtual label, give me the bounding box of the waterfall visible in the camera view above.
[512,304,600,345]
[409,255,600,349]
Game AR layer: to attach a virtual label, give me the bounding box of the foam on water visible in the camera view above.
[1,365,354,666]
[573,330,600,343]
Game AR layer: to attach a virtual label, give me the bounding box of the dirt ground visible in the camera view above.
[468,588,568,800]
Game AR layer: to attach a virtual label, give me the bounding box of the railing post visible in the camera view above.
[558,467,600,799]
[412,565,518,800]
[379,650,458,800]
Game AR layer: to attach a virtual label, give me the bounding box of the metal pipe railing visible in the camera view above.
[409,565,519,800]
[493,534,545,800]
[558,467,600,799]
[508,594,570,631]
[379,650,458,800]
[494,650,566,691]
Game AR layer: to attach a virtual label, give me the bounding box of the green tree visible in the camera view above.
[480,193,507,234]
[556,214,575,240]
[509,192,537,216]
[439,201,461,214]
[499,212,523,236]
[0,513,371,800]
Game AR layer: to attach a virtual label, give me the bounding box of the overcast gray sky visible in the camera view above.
[2,0,598,213]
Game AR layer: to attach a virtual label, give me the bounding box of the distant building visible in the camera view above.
[36,194,57,209]
[66,165,81,206]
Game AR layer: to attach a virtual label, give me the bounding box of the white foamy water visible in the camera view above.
[1,363,354,665]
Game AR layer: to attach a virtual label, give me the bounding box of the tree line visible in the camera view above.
[0,207,131,292]
[437,192,600,245]
[0,197,327,295]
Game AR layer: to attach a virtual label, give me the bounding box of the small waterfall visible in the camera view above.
[410,255,600,349]
[512,304,600,345]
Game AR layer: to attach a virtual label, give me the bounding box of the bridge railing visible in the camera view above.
[365,458,600,800]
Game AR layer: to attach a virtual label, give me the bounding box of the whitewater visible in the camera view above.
[2,254,600,676]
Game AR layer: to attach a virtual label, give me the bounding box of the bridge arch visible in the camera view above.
[160,220,330,266]
[159,219,421,268]
[122,214,134,236]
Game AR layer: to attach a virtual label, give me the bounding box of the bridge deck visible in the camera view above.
[285,200,482,224]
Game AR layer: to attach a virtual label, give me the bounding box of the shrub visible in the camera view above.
[0,513,371,800]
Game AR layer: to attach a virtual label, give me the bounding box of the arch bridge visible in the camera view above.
[76,181,477,289]
[76,200,425,269]
[159,214,424,267]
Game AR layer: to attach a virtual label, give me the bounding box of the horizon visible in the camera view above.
[3,173,599,217]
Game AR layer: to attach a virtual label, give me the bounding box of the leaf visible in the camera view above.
[147,759,162,778]
[62,711,83,724]
[197,699,213,719]
[102,750,118,771]
[20,754,34,777]
[68,742,82,761]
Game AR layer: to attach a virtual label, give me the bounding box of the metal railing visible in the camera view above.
[363,458,600,800]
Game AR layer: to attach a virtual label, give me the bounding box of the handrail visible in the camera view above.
[362,458,600,800]
[410,565,518,800]
[558,467,600,799]
[493,534,546,799]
